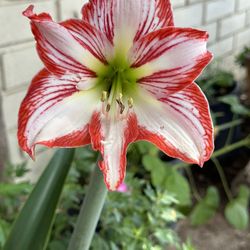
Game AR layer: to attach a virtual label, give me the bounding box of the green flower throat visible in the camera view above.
[96,54,141,117]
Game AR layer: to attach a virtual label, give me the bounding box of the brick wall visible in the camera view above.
[0,0,250,174]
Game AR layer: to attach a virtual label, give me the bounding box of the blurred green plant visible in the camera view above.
[3,149,75,250]
[1,62,250,250]
[190,187,220,226]
[219,95,250,116]
[225,185,250,230]
[0,163,32,248]
[197,66,235,99]
[47,145,191,250]
[236,46,250,66]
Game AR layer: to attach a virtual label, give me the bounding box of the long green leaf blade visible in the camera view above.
[4,149,75,250]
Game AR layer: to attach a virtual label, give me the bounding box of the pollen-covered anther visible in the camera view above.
[101,91,108,102]
[128,97,134,109]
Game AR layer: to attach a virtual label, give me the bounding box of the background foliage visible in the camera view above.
[1,53,250,249]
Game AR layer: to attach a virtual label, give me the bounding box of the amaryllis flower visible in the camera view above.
[18,1,214,191]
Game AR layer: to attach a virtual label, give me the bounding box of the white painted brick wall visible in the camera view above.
[6,130,23,164]
[235,29,250,48]
[59,0,88,19]
[172,0,186,8]
[0,0,250,168]
[2,43,42,90]
[246,9,250,25]
[2,90,26,130]
[206,0,235,22]
[209,37,234,57]
[188,0,203,3]
[202,22,217,43]
[238,0,250,11]
[174,3,203,27]
[219,13,246,38]
[0,2,56,47]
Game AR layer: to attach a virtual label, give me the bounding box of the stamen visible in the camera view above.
[101,91,108,102]
[116,99,125,114]
[120,104,125,114]
[128,97,134,108]
[106,103,111,112]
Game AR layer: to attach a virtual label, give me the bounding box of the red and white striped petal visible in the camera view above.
[23,5,105,76]
[82,0,174,51]
[130,27,212,95]
[89,112,138,191]
[62,19,114,63]
[134,83,214,165]
[18,69,101,158]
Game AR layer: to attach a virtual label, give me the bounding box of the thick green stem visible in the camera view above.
[68,162,108,250]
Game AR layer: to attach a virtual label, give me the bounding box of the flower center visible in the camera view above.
[97,57,138,120]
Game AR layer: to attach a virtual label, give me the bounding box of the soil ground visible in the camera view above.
[176,213,250,250]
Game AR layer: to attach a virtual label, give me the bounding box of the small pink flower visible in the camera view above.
[117,183,128,193]
[18,1,214,191]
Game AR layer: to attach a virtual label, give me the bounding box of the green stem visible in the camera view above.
[216,119,243,132]
[174,137,250,170]
[185,166,201,201]
[225,114,237,146]
[212,157,233,201]
[68,160,108,250]
[212,137,250,158]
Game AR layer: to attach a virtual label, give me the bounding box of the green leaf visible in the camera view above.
[204,186,220,208]
[219,95,250,116]
[190,203,216,226]
[0,219,10,248]
[164,170,191,206]
[136,141,158,155]
[142,155,168,187]
[0,225,5,248]
[3,149,75,250]
[48,241,66,250]
[237,185,250,207]
[0,183,32,197]
[190,187,219,226]
[225,201,249,230]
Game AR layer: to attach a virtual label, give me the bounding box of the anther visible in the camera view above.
[116,99,125,114]
[106,103,111,112]
[101,91,108,102]
[128,97,134,108]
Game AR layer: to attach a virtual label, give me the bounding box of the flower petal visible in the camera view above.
[82,0,174,51]
[23,5,105,75]
[89,112,138,191]
[134,83,214,165]
[18,69,101,158]
[130,27,212,95]
[61,19,114,64]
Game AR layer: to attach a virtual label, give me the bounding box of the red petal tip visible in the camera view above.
[26,147,35,161]
[23,5,35,18]
[21,143,36,161]
[199,161,204,168]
